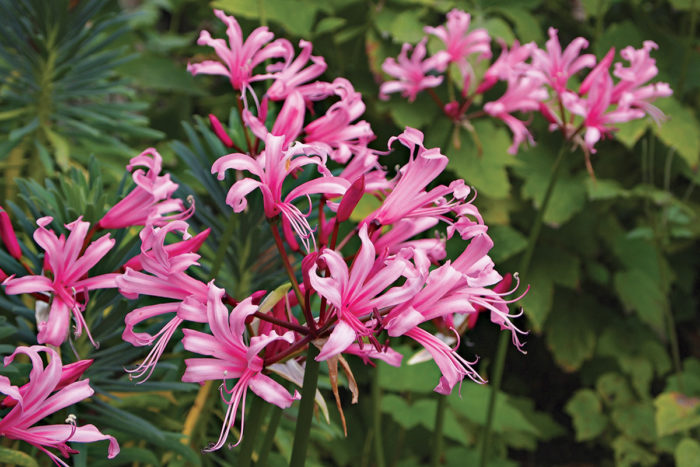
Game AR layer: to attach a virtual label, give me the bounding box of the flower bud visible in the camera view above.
[336,175,365,223]
[209,114,234,148]
[0,206,22,260]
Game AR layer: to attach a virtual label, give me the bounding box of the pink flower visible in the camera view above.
[181,283,300,451]
[304,78,375,163]
[308,224,420,361]
[212,133,349,251]
[424,9,491,89]
[187,9,292,92]
[99,148,191,229]
[243,91,306,148]
[380,39,448,102]
[484,75,548,154]
[476,40,537,94]
[563,73,644,153]
[0,346,118,466]
[611,41,673,123]
[266,40,327,101]
[0,205,22,260]
[3,217,117,346]
[365,128,466,225]
[118,222,209,380]
[531,28,596,95]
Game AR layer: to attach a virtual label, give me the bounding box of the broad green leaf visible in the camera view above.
[484,17,515,45]
[597,372,635,407]
[390,10,426,44]
[585,178,628,200]
[595,20,644,56]
[521,247,580,331]
[654,392,700,437]
[611,403,656,442]
[314,17,346,36]
[44,127,71,170]
[0,447,39,467]
[488,225,527,263]
[612,436,658,467]
[676,438,700,467]
[665,358,700,396]
[653,98,700,169]
[497,8,544,43]
[514,146,587,226]
[213,0,320,36]
[447,122,517,199]
[381,394,472,444]
[378,346,442,393]
[614,270,666,334]
[381,93,440,130]
[565,389,608,441]
[615,117,649,148]
[117,55,204,95]
[544,295,597,371]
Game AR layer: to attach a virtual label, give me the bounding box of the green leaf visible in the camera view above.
[676,438,700,467]
[497,8,543,43]
[615,117,650,148]
[585,178,628,200]
[614,270,666,334]
[214,0,321,37]
[381,394,471,445]
[597,372,635,407]
[0,446,39,467]
[117,55,204,95]
[653,98,700,169]
[665,358,700,397]
[314,17,346,36]
[381,92,440,130]
[595,20,644,56]
[611,403,656,443]
[612,436,658,467]
[654,392,700,437]
[488,225,527,263]
[544,294,597,371]
[483,17,514,44]
[389,10,426,44]
[522,247,580,331]
[565,389,608,441]
[348,193,382,223]
[447,122,517,199]
[378,347,443,393]
[514,146,587,226]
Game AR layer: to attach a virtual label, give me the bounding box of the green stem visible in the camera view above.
[431,395,446,467]
[210,214,238,280]
[478,142,569,467]
[289,345,321,467]
[238,396,269,467]
[372,369,386,467]
[256,406,283,467]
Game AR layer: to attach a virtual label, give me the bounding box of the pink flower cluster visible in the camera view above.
[1,8,527,458]
[380,9,672,155]
[0,346,118,466]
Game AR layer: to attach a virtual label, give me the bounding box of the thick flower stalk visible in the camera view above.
[3,217,117,346]
[0,346,119,466]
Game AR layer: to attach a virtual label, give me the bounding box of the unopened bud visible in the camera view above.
[209,114,234,148]
[336,176,365,223]
[0,207,22,260]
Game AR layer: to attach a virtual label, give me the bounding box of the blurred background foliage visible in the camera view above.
[1,0,699,466]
